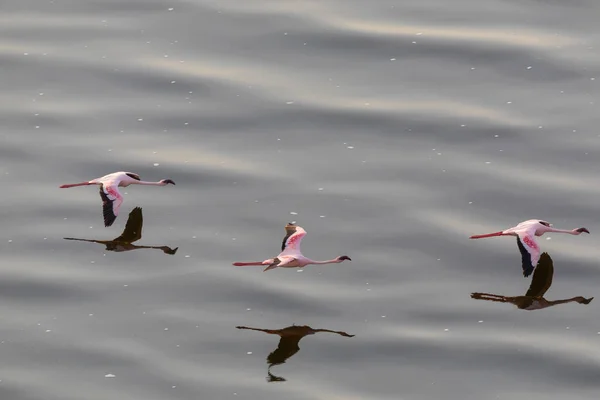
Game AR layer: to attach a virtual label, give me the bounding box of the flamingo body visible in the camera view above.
[470,219,589,277]
[59,171,175,227]
[233,223,351,271]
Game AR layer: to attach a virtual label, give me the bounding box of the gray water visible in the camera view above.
[2,1,600,399]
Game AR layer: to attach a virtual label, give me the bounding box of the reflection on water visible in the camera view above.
[64,207,178,255]
[236,324,354,382]
[471,253,593,310]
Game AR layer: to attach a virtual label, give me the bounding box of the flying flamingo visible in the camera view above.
[469,219,589,277]
[59,171,175,227]
[471,252,593,310]
[233,223,351,271]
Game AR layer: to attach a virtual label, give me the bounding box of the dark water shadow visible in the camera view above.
[471,252,593,310]
[64,206,178,255]
[236,324,354,382]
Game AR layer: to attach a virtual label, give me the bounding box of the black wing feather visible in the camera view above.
[99,184,117,227]
[525,252,554,297]
[281,224,297,251]
[516,237,535,278]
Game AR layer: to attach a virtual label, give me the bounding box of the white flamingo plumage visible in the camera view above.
[59,171,175,227]
[233,223,351,272]
[469,219,589,277]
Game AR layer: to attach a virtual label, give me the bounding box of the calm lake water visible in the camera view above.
[2,1,600,399]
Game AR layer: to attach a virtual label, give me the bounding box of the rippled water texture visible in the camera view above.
[2,1,600,399]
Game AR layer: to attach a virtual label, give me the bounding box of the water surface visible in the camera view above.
[1,1,600,399]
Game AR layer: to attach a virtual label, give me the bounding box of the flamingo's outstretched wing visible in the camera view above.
[99,183,123,227]
[525,252,554,297]
[516,230,540,278]
[113,207,143,243]
[279,225,306,257]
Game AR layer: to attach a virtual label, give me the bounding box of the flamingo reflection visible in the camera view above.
[64,207,178,255]
[236,324,354,382]
[471,252,593,310]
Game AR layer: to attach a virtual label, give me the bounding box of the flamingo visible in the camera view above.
[469,219,589,277]
[59,171,175,227]
[471,252,593,310]
[64,207,178,255]
[236,324,354,382]
[232,223,351,271]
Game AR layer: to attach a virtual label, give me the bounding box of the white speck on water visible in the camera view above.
[286,101,294,104]
[478,320,483,323]
[347,146,354,149]
[24,52,28,55]
[390,58,396,61]
[416,32,422,35]
[192,236,196,239]
[284,32,288,35]
[45,330,51,333]
[526,66,532,69]
[123,284,128,287]
[89,314,94,316]
[468,202,473,204]
[185,255,190,258]
[171,81,176,84]
[319,215,325,218]
[444,328,450,332]
[471,67,476,70]
[381,315,386,318]
[137,118,143,121]
[232,238,236,241]
[164,328,169,331]
[546,237,551,240]
[7,240,12,243]
[39,93,44,96]
[172,386,176,389]
[566,327,570,330]
[90,261,95,264]
[297,269,303,272]
[246,308,251,311]
[290,211,298,215]
[247,351,252,355]
[105,374,115,378]
[153,163,159,166]
[485,161,491,164]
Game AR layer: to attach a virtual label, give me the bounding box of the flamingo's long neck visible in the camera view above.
[308,259,341,265]
[132,180,165,186]
[545,227,578,235]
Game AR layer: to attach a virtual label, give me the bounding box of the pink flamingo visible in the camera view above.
[470,219,589,277]
[59,171,175,227]
[233,223,351,272]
